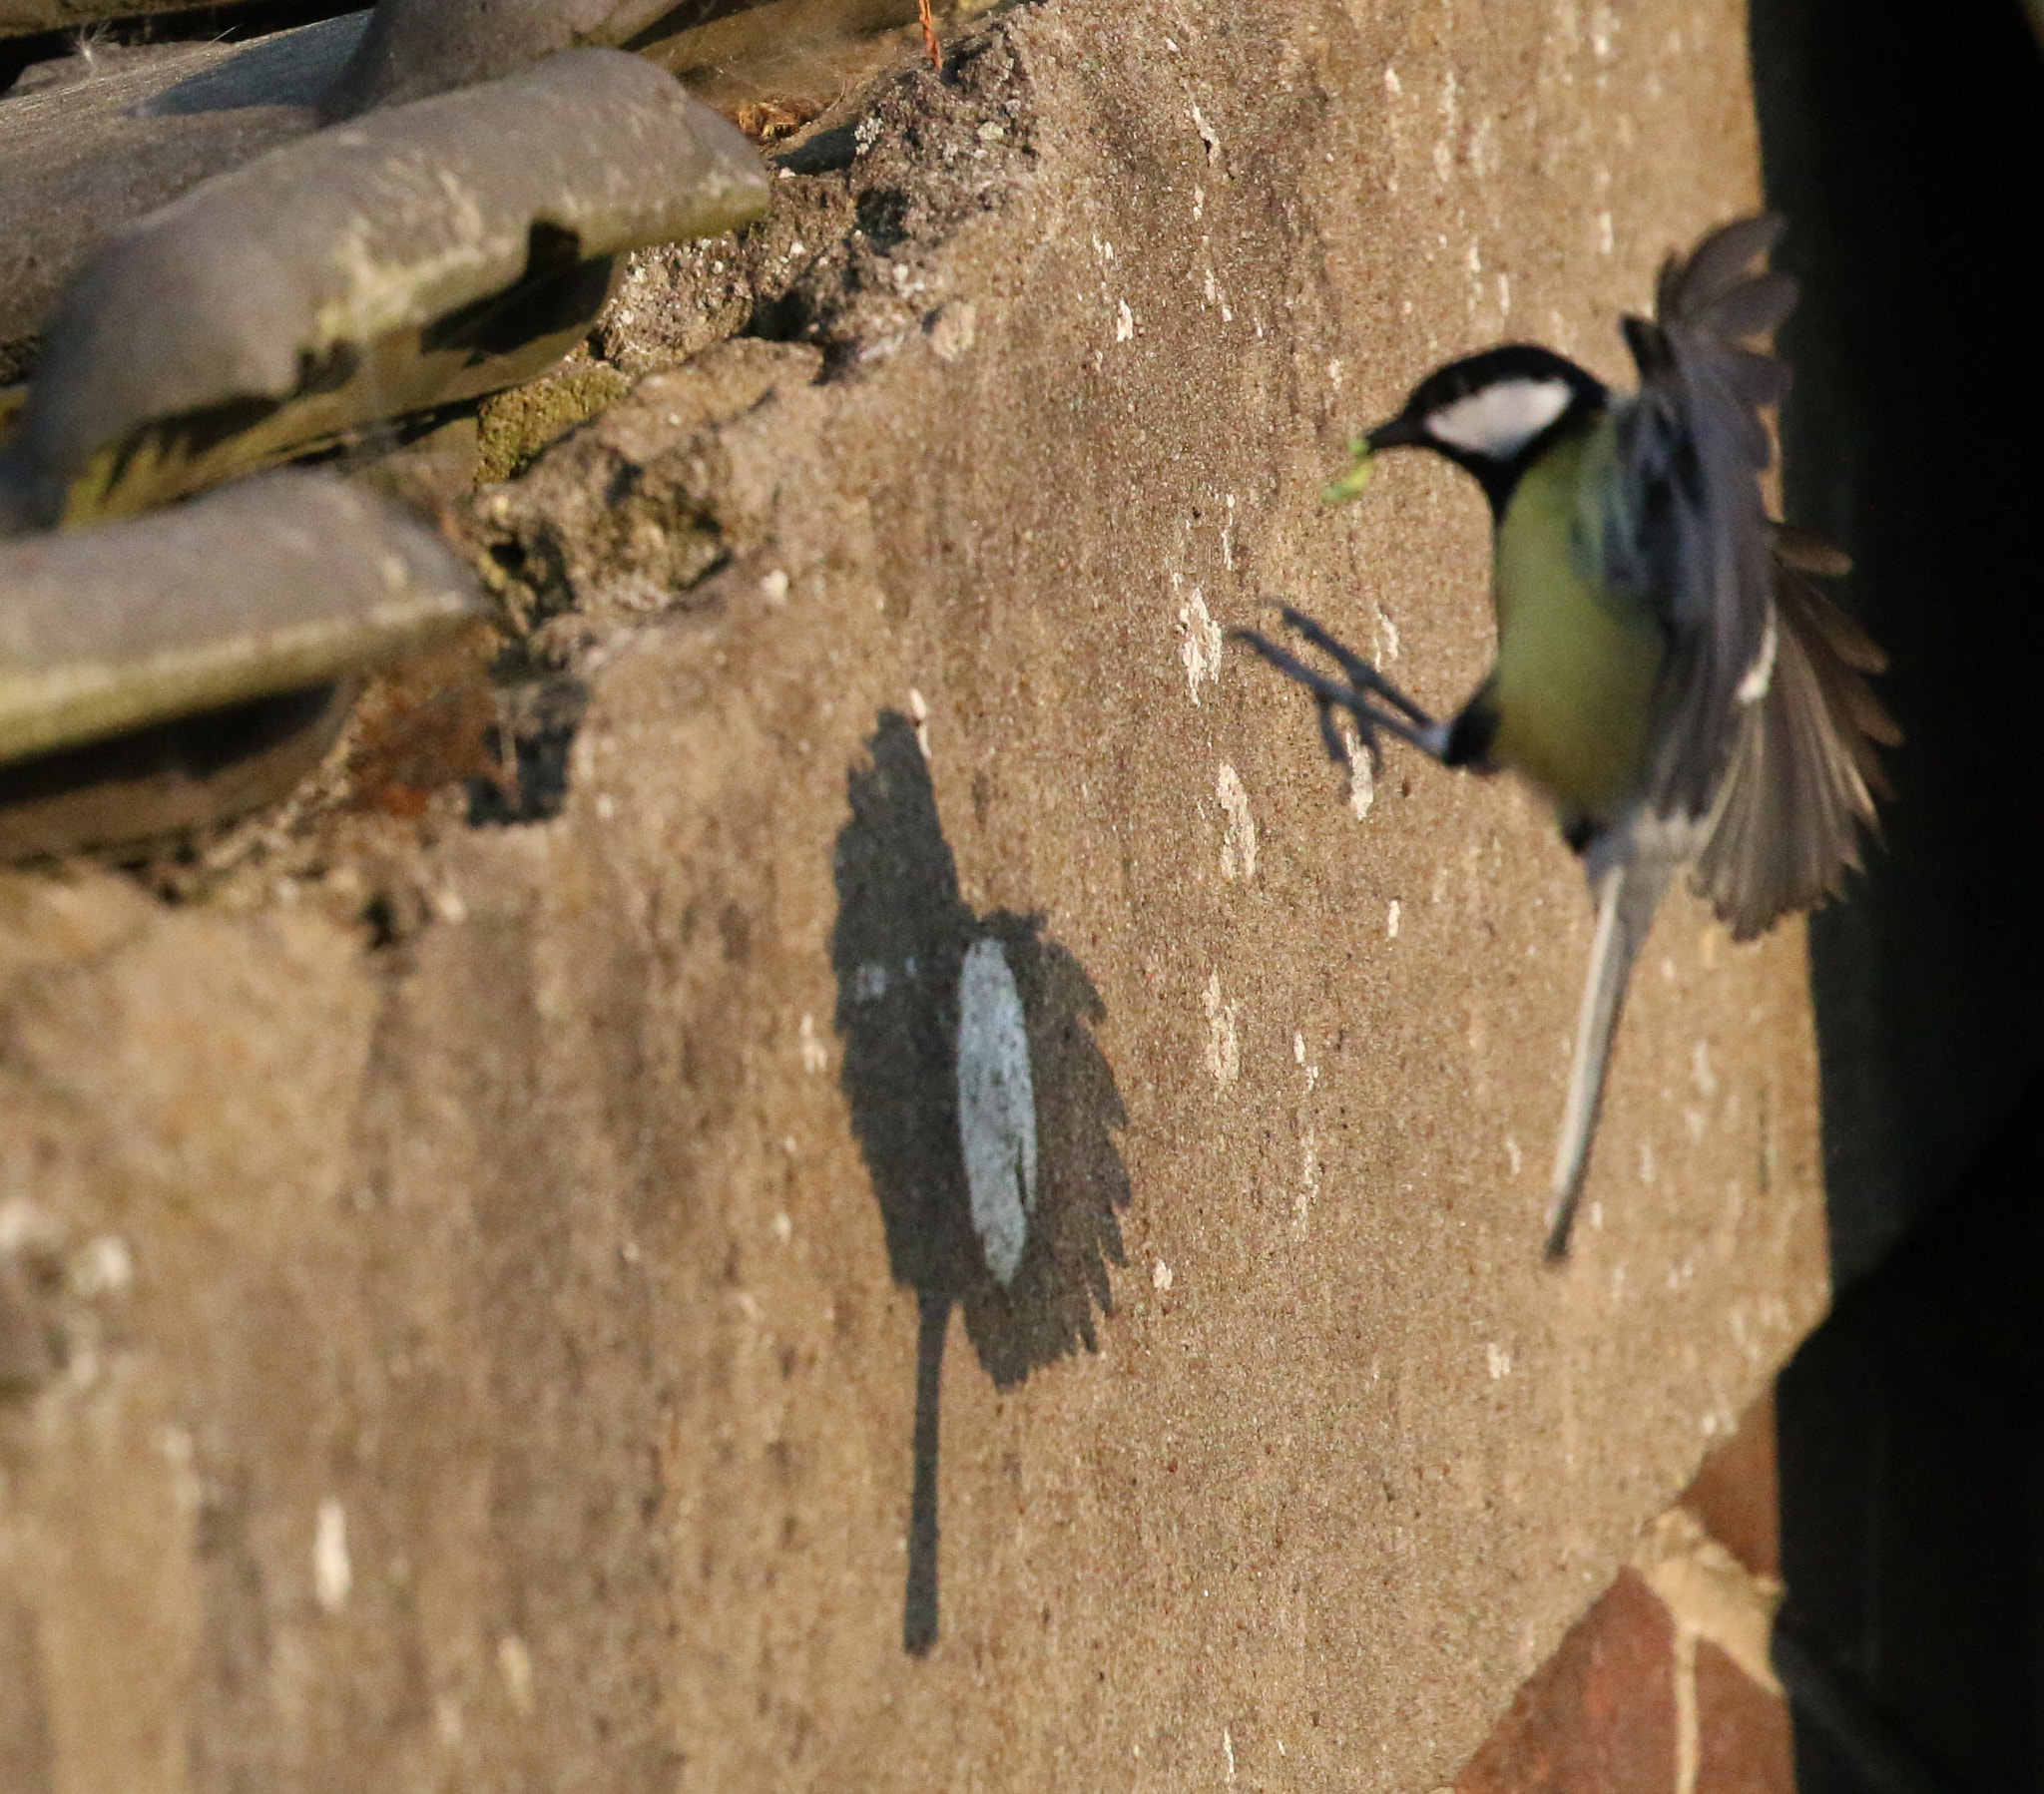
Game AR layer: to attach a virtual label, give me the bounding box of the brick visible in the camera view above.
[1458,1569,1677,1794]
[1695,1638,1794,1794]
[1681,1389,1780,1577]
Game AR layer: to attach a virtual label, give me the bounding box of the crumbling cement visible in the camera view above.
[0,1,1824,1788]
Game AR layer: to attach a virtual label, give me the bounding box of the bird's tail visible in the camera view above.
[1545,849,1675,1260]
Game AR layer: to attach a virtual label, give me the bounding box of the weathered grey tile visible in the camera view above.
[319,0,683,117]
[0,470,485,854]
[0,471,481,765]
[0,16,369,348]
[0,49,767,532]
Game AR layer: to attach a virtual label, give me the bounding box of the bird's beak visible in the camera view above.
[1364,413,1427,452]
[1322,412,1426,505]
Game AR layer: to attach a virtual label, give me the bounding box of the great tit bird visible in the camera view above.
[1239,215,1897,1259]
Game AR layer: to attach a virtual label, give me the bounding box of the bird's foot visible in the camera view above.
[1232,606,1449,774]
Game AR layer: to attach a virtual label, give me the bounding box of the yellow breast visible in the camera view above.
[1487,420,1663,824]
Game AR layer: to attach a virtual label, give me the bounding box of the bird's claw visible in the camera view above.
[1232,624,1386,774]
[1233,606,1444,775]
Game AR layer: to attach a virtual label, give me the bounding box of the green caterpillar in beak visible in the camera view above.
[1321,437,1375,504]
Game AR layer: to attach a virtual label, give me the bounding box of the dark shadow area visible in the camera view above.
[1752,0,2044,1787]
[773,121,863,177]
[829,710,1129,1655]
[1775,1078,2044,1794]
[1753,0,2044,1287]
[465,673,588,827]
[419,237,611,365]
[134,9,367,116]
[0,680,352,861]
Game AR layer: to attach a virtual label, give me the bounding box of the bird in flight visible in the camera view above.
[1238,216,1897,1259]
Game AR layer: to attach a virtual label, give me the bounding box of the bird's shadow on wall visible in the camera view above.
[829,710,1130,1656]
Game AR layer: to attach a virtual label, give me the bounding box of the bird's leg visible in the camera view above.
[1233,606,1453,774]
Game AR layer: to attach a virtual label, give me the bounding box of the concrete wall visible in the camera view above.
[0,1,1826,1787]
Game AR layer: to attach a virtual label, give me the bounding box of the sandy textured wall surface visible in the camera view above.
[0,1,1825,1788]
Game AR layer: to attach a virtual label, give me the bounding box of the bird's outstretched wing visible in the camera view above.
[1606,214,1796,823]
[1689,529,1900,939]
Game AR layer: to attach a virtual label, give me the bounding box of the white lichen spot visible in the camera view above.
[1497,271,1512,315]
[1685,1108,1708,1142]
[498,1635,536,1715]
[1153,1258,1175,1291]
[1216,762,1258,880]
[955,939,1040,1286]
[1639,1139,1657,1185]
[1178,584,1223,701]
[1294,1129,1320,1234]
[1597,211,1615,255]
[1386,899,1401,939]
[908,686,931,758]
[1485,1342,1513,1380]
[1337,719,1376,818]
[1293,1031,1307,1065]
[1383,65,1402,95]
[1505,1135,1524,1176]
[1224,1726,1237,1782]
[1327,357,1344,389]
[1116,298,1136,341]
[1190,102,1222,164]
[1433,69,1459,183]
[70,1233,133,1297]
[1203,973,1241,1084]
[761,568,791,606]
[799,1013,829,1074]
[313,1498,351,1614]
[1193,184,1205,219]
[927,300,978,362]
[1469,114,1499,178]
[1375,606,1401,662]
[771,1211,793,1244]
[1690,1040,1719,1099]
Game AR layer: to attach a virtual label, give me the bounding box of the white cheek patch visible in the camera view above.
[1425,377,1574,458]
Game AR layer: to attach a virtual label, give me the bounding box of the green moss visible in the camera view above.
[474,364,633,485]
